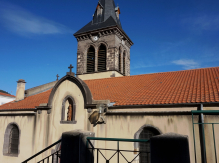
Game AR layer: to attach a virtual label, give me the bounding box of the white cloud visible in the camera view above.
[182,15,219,32]
[172,59,200,69]
[132,63,169,69]
[0,3,73,36]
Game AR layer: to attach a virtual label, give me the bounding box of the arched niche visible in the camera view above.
[87,45,95,73]
[98,44,106,72]
[3,122,20,157]
[60,95,76,124]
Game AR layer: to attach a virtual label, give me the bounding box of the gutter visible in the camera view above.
[108,102,219,109]
[0,112,36,116]
[0,108,36,112]
[106,111,191,115]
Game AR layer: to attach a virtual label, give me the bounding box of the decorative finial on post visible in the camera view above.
[67,64,75,76]
[56,74,59,81]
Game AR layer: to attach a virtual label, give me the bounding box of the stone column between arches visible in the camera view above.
[107,47,115,71]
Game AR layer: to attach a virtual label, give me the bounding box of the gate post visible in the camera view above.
[60,129,95,163]
[150,133,190,163]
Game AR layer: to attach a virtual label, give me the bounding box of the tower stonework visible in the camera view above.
[74,0,133,80]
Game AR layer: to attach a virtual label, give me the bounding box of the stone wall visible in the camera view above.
[76,32,131,78]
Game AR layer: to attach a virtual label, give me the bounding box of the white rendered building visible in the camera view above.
[0,92,15,105]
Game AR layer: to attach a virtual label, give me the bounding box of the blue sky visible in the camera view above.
[0,0,219,95]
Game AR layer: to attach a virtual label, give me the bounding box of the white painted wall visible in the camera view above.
[0,95,15,105]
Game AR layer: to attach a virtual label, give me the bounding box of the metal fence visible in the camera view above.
[192,110,219,163]
[86,137,149,163]
[22,139,61,163]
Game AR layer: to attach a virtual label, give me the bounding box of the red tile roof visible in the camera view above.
[0,67,218,110]
[0,89,52,110]
[84,67,219,106]
[0,92,15,97]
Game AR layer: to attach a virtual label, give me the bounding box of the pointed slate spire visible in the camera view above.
[94,0,121,26]
[74,0,122,35]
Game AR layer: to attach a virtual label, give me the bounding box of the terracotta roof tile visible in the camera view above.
[0,89,52,110]
[0,67,219,110]
[0,92,15,97]
[84,67,219,106]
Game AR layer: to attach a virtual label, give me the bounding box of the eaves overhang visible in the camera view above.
[108,102,219,109]
[0,108,36,112]
[74,25,133,46]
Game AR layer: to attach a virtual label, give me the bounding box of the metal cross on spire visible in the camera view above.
[56,74,59,81]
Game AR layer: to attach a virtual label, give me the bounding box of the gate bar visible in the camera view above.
[212,124,217,163]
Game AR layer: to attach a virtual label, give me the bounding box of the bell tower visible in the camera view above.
[74,0,133,80]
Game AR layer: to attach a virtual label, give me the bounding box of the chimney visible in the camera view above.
[15,79,26,102]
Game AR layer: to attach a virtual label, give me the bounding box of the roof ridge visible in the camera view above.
[0,92,15,97]
[26,87,53,97]
[25,80,56,92]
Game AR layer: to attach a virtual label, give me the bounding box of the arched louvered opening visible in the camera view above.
[119,47,122,72]
[9,125,19,154]
[98,44,106,72]
[123,51,126,75]
[139,127,160,163]
[87,46,95,73]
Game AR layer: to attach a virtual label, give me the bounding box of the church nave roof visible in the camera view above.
[0,66,219,110]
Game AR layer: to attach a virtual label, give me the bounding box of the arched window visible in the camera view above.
[87,46,95,73]
[3,123,20,156]
[9,125,19,154]
[60,95,77,124]
[98,44,106,72]
[119,47,122,72]
[139,127,160,163]
[123,51,126,75]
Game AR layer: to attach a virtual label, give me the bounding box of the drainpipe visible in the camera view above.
[198,104,207,163]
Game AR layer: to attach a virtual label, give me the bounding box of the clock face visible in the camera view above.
[92,36,99,41]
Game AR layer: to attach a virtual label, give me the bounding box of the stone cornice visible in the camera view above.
[74,26,133,48]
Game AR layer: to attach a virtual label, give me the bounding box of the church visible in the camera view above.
[0,0,219,163]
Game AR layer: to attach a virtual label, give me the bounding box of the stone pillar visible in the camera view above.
[150,133,190,163]
[15,79,26,102]
[95,47,98,72]
[60,130,95,163]
[106,47,115,71]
